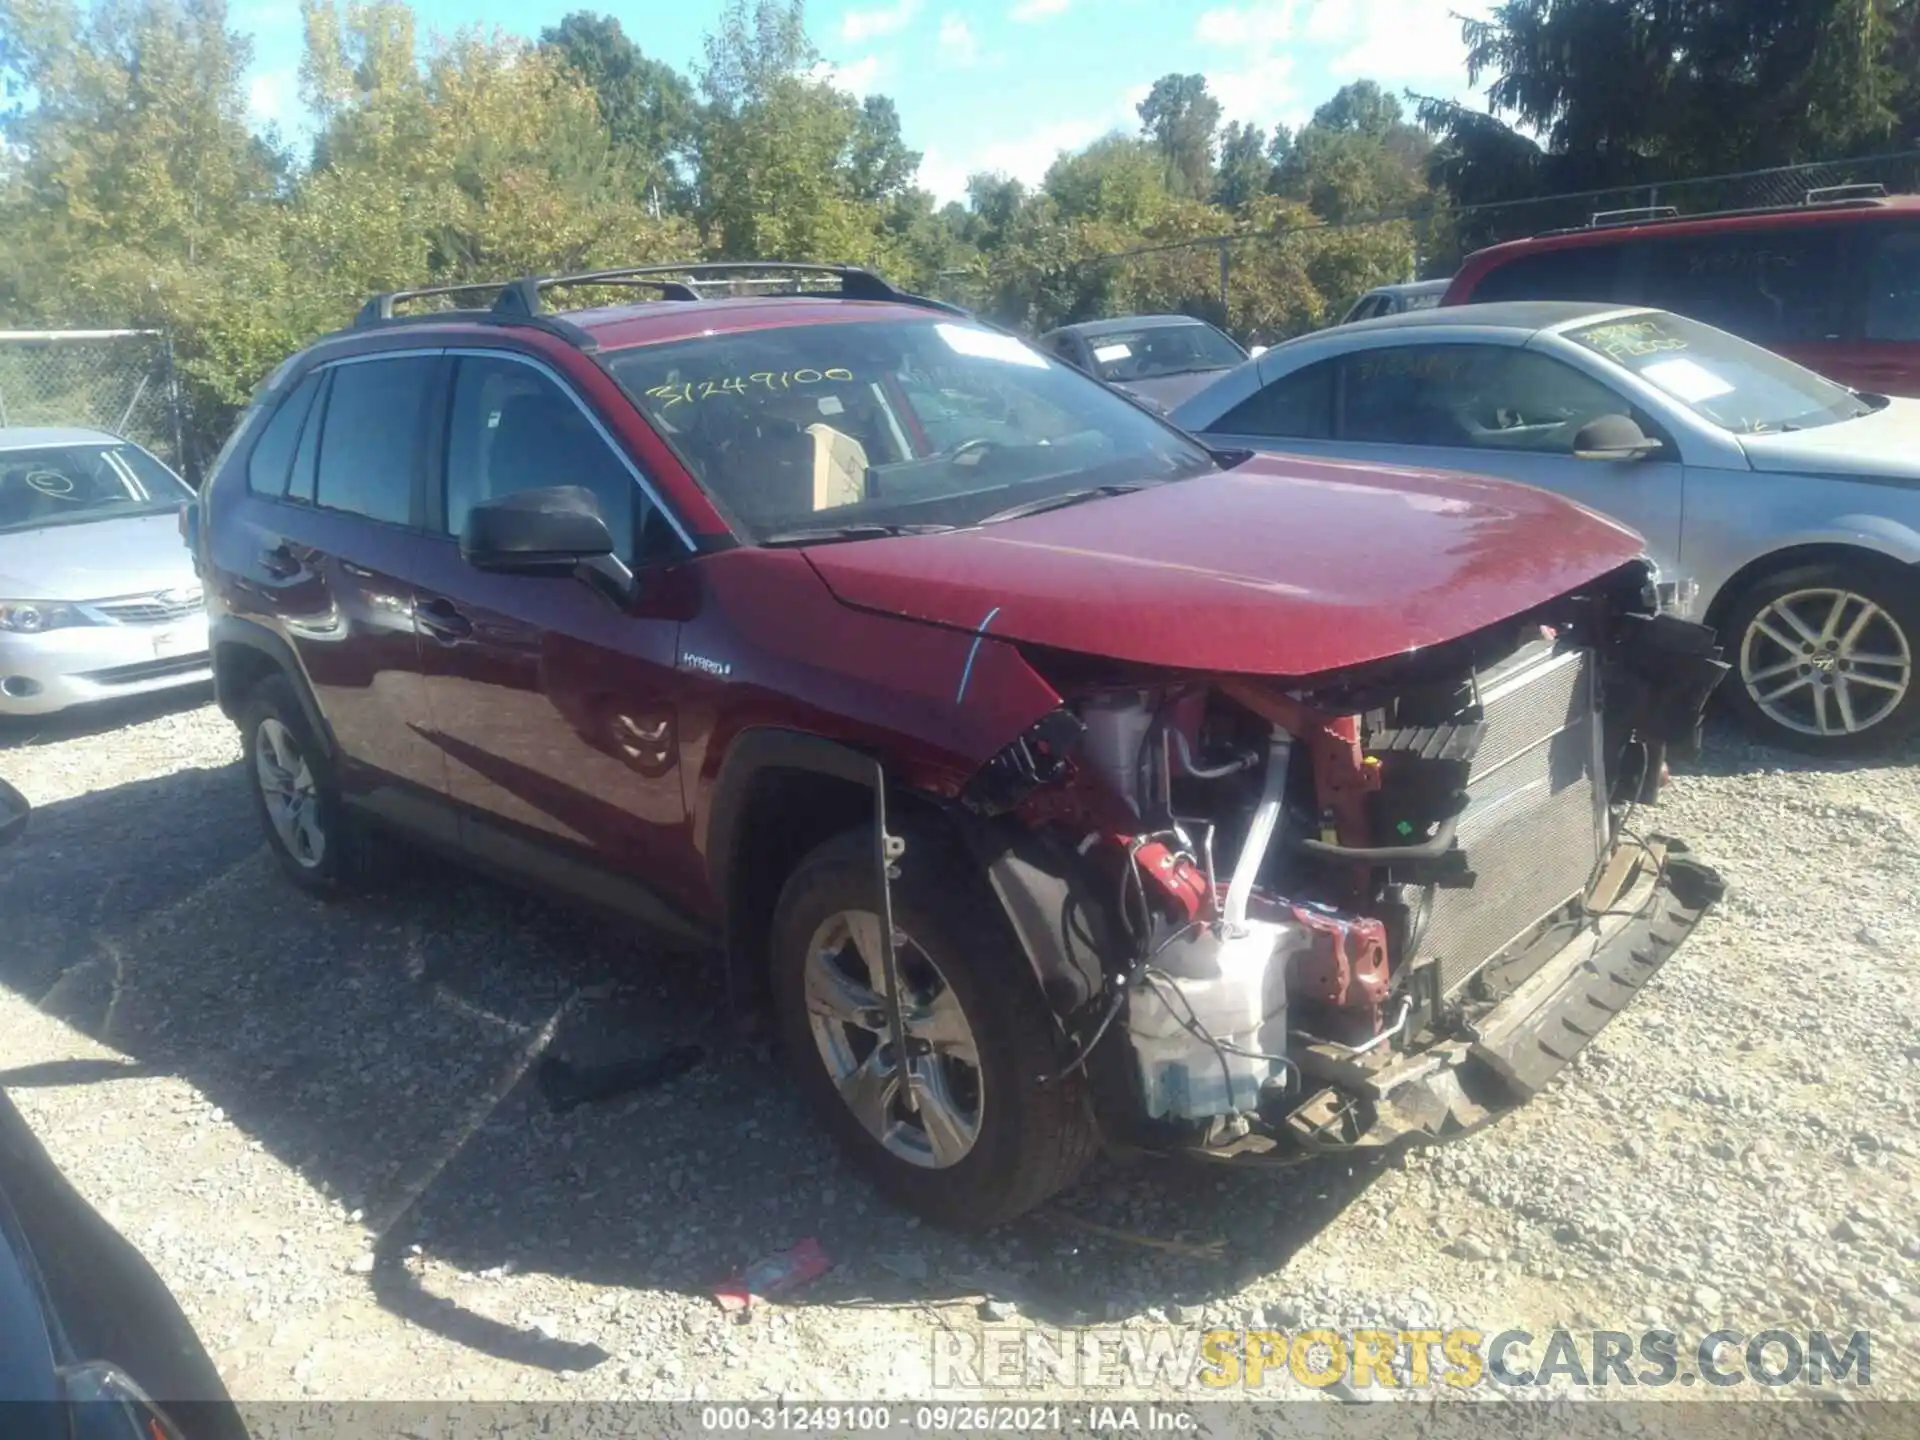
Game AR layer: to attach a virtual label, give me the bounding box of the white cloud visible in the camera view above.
[938,13,979,65]
[1304,0,1470,84]
[247,69,295,125]
[919,112,1124,203]
[1009,0,1070,22]
[1208,53,1298,131]
[817,53,887,96]
[841,0,919,43]
[1195,1,1294,47]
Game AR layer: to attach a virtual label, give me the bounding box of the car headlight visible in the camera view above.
[0,601,93,634]
[59,1360,189,1440]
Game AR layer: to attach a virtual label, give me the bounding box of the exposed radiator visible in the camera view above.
[1420,643,1607,997]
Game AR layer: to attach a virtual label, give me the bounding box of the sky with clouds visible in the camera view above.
[238,0,1487,205]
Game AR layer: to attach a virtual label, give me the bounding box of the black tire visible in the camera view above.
[1718,559,1920,756]
[238,673,365,894]
[769,825,1098,1229]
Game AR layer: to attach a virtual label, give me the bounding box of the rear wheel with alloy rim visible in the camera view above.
[770,825,1098,1228]
[1721,562,1920,755]
[240,675,364,893]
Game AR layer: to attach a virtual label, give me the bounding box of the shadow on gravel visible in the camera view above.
[0,682,215,750]
[1,759,1386,1377]
[1681,710,1920,780]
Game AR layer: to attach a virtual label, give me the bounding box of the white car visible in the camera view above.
[0,427,206,717]
[1172,301,1920,754]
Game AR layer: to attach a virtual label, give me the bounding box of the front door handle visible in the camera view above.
[259,543,300,579]
[416,596,473,643]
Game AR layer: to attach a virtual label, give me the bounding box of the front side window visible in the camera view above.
[1567,311,1872,434]
[1085,323,1244,382]
[312,356,436,525]
[444,356,665,562]
[1211,359,1335,438]
[1865,227,1920,342]
[0,442,193,533]
[604,319,1215,540]
[1338,344,1638,455]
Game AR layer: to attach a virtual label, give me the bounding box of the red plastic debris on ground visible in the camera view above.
[713,1237,831,1312]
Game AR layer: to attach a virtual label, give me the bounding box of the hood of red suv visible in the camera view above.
[803,453,1645,677]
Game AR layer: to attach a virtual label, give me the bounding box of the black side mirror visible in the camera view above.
[0,777,30,850]
[461,485,639,607]
[461,485,616,574]
[1573,414,1664,462]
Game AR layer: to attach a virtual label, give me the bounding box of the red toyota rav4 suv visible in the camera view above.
[188,263,1725,1227]
[1445,189,1920,396]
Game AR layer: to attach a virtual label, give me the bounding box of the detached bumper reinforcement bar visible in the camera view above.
[1192,836,1724,1163]
[1468,837,1723,1097]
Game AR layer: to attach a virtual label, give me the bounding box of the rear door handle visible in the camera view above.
[416,596,473,643]
[259,543,300,578]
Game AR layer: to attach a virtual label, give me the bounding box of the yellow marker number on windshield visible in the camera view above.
[646,368,854,408]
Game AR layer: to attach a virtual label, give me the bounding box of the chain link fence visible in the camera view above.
[0,330,189,476]
[941,150,1920,346]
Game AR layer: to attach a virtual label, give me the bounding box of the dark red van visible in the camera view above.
[1444,190,1920,396]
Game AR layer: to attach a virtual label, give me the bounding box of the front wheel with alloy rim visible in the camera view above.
[1720,561,1920,755]
[769,826,1099,1228]
[240,675,364,892]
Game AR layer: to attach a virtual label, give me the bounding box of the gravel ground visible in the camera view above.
[1,689,1916,1417]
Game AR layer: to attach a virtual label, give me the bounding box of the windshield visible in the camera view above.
[1566,311,1873,434]
[0,443,193,534]
[1084,323,1245,382]
[605,319,1216,540]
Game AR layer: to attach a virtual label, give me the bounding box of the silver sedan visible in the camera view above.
[0,427,206,718]
[1172,301,1920,755]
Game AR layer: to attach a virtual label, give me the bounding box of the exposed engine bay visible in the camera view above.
[959,559,1729,1160]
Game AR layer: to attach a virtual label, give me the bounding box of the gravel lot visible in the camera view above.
[2,688,1917,1416]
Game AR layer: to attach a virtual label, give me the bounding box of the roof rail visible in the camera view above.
[1530,190,1904,241]
[1805,182,1887,205]
[1589,205,1679,228]
[354,261,965,338]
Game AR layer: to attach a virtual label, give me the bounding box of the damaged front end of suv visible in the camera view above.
[953,557,1727,1165]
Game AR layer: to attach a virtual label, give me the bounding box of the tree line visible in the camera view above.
[2,0,1917,462]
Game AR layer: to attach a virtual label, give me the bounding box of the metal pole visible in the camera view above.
[1218,241,1230,320]
[161,331,190,482]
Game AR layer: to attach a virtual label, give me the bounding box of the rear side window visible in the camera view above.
[1630,226,1845,344]
[1212,358,1335,438]
[313,357,436,525]
[1469,245,1623,304]
[246,373,320,496]
[1865,227,1920,342]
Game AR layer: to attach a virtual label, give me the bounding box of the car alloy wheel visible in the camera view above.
[1739,587,1912,740]
[254,716,327,869]
[802,910,983,1170]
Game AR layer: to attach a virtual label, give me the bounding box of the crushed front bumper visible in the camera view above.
[1199,836,1724,1163]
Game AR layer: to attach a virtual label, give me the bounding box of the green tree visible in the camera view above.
[1420,0,1917,204]
[1212,119,1272,211]
[540,11,696,204]
[848,95,920,203]
[694,0,905,264]
[1043,132,1164,225]
[1136,72,1221,198]
[1275,81,1432,223]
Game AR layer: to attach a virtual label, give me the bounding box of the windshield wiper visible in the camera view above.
[757,522,956,547]
[977,484,1143,526]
